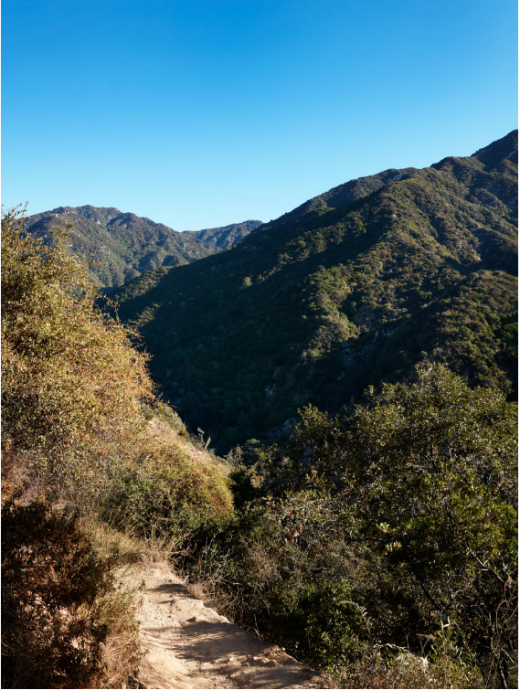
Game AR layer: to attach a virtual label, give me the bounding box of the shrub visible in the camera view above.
[270,364,518,686]
[103,442,234,539]
[269,581,366,674]
[229,464,264,509]
[1,206,235,688]
[1,207,154,505]
[183,365,517,687]
[2,494,115,689]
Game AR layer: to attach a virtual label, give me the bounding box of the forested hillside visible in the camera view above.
[112,131,518,452]
[24,205,262,288]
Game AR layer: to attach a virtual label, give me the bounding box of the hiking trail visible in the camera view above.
[125,561,332,690]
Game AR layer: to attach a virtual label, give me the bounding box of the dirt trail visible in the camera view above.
[128,561,331,690]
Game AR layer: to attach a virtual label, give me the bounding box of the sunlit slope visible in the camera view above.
[24,205,262,288]
[113,131,518,452]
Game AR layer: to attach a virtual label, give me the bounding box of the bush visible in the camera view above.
[182,365,517,687]
[1,207,154,505]
[2,207,235,688]
[229,464,265,509]
[103,442,234,539]
[2,494,115,688]
[270,364,518,686]
[269,581,365,674]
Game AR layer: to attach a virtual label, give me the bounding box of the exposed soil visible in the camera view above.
[126,561,332,690]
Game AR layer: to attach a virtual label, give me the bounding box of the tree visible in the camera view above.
[274,365,518,687]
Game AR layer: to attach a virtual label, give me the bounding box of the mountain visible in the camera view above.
[23,205,262,288]
[111,132,518,452]
[266,167,417,227]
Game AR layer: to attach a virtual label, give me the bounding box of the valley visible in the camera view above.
[110,131,518,453]
[3,131,517,690]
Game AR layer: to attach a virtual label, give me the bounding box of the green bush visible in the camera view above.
[269,581,365,674]
[183,365,517,687]
[270,364,518,686]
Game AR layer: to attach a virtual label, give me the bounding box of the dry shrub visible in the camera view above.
[1,208,234,687]
[95,581,141,689]
[104,438,234,540]
[2,494,114,688]
[77,521,151,688]
[339,641,484,689]
[1,207,233,525]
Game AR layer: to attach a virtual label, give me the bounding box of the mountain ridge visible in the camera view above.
[109,131,517,451]
[23,205,262,288]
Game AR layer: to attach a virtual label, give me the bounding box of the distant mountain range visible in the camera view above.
[23,205,262,288]
[108,131,517,453]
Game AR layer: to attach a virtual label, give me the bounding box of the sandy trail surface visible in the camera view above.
[128,561,331,690]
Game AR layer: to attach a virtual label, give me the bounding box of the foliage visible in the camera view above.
[1,494,115,689]
[229,464,265,509]
[268,581,365,674]
[110,131,518,453]
[103,442,234,538]
[2,205,234,688]
[2,207,156,504]
[181,365,517,687]
[271,364,518,686]
[2,205,234,519]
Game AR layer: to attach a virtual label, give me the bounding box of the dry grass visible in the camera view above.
[95,583,141,689]
[337,644,485,689]
[83,517,189,688]
[147,416,232,475]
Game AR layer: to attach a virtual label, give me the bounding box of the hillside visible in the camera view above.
[3,204,516,689]
[24,205,262,288]
[112,131,518,453]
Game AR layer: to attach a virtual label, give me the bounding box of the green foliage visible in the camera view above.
[2,494,114,689]
[271,364,518,686]
[229,464,265,509]
[111,132,517,453]
[269,581,365,674]
[181,365,517,687]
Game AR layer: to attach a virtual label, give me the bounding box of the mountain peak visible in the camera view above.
[109,131,517,452]
[472,130,518,168]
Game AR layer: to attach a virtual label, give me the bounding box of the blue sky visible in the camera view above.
[2,0,517,229]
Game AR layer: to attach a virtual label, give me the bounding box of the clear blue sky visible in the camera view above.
[2,0,517,229]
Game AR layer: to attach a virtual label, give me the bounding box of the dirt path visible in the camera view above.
[128,561,331,690]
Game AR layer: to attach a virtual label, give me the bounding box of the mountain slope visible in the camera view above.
[24,205,262,288]
[266,166,416,227]
[112,132,518,452]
